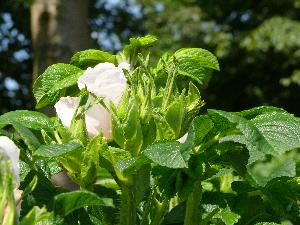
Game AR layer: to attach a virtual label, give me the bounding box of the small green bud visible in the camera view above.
[70,111,88,146]
[112,97,143,156]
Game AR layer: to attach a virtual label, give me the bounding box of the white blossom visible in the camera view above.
[77,62,128,105]
[0,136,20,188]
[178,133,188,143]
[55,62,129,139]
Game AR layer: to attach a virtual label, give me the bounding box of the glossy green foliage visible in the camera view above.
[174,48,220,85]
[4,36,299,225]
[0,110,53,131]
[143,141,187,168]
[19,206,51,225]
[54,190,114,216]
[71,49,116,69]
[34,142,82,158]
[33,63,83,109]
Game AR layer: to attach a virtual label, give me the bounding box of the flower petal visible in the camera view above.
[85,103,112,139]
[55,96,113,139]
[54,96,80,128]
[178,133,188,143]
[77,62,127,106]
[118,61,131,71]
[0,136,20,188]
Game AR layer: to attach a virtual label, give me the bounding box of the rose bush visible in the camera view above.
[0,36,299,225]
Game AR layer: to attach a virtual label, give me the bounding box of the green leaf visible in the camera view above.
[11,122,41,152]
[237,106,287,120]
[20,171,59,218]
[19,206,51,225]
[111,105,125,149]
[71,49,116,69]
[263,176,300,218]
[80,135,105,186]
[33,63,83,109]
[123,35,157,58]
[122,98,140,140]
[186,82,201,108]
[210,110,300,165]
[20,175,38,199]
[116,156,150,174]
[20,161,31,183]
[54,190,114,216]
[209,109,300,186]
[34,142,82,158]
[153,113,176,140]
[112,97,143,155]
[0,110,53,131]
[214,206,241,225]
[174,48,219,85]
[136,35,158,46]
[122,35,157,66]
[165,94,184,137]
[99,146,131,173]
[205,168,233,181]
[143,141,187,168]
[0,128,11,137]
[248,157,296,187]
[254,223,282,225]
[251,112,300,155]
[180,115,213,161]
[183,82,204,131]
[231,181,256,194]
[189,115,214,147]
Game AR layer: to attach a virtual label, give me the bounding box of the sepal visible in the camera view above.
[111,97,143,156]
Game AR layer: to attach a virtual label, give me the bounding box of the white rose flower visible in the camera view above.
[0,136,20,188]
[78,62,128,105]
[55,62,129,139]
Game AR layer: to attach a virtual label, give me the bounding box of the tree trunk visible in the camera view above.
[30,0,92,189]
[31,0,92,80]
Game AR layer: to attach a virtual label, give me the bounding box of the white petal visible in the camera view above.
[118,61,131,71]
[77,63,116,90]
[55,96,113,139]
[77,62,128,106]
[0,136,20,188]
[178,133,188,143]
[54,97,80,128]
[85,103,112,139]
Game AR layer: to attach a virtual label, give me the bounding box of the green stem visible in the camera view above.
[184,179,203,225]
[119,178,136,225]
[140,196,152,225]
[150,198,169,225]
[54,130,62,144]
[0,188,7,222]
[195,133,220,154]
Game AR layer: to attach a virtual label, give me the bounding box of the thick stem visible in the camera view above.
[140,197,152,225]
[184,179,203,225]
[150,198,169,225]
[119,178,137,225]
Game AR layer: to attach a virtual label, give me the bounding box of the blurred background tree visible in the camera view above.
[1,0,300,115]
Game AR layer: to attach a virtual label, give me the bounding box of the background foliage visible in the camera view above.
[1,0,300,114]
